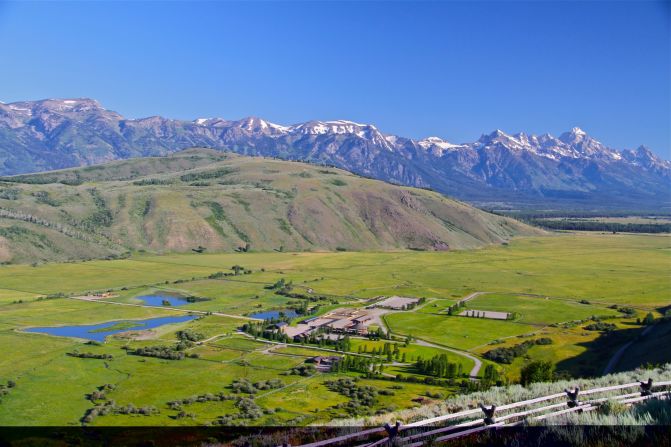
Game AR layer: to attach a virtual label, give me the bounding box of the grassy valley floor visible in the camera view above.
[0,233,668,425]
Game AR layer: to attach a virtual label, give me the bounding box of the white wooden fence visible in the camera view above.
[290,379,670,447]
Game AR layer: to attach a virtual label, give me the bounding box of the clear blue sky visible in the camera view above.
[0,1,669,157]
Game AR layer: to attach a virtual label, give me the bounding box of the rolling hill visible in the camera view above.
[0,149,541,264]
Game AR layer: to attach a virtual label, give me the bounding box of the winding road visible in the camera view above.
[376,291,490,378]
[413,338,483,378]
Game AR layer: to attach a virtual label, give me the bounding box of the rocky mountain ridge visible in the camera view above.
[1,98,668,210]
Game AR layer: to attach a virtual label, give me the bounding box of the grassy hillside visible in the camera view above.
[0,148,539,263]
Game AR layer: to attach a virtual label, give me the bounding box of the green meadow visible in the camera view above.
[465,293,621,326]
[0,233,668,425]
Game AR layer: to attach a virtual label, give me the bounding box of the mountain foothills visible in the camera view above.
[1,98,669,210]
[0,149,539,264]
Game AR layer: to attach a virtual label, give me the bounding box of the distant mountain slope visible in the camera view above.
[1,98,669,210]
[0,149,539,263]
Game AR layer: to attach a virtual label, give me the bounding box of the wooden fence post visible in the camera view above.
[479,404,497,425]
[564,387,580,408]
[640,378,653,396]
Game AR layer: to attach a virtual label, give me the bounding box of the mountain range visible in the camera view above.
[1,98,669,210]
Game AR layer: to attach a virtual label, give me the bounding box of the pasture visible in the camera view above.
[0,233,668,425]
[464,293,621,326]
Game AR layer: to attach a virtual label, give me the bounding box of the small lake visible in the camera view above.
[24,315,198,342]
[250,309,299,320]
[135,293,191,307]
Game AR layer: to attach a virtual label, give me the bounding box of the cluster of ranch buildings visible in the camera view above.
[278,296,420,341]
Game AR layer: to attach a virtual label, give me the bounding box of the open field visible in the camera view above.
[464,293,621,326]
[385,312,538,350]
[0,233,668,308]
[0,233,668,425]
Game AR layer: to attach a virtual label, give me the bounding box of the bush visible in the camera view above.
[130,345,185,360]
[584,322,617,331]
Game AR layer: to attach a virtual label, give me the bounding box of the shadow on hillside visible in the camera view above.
[555,325,646,378]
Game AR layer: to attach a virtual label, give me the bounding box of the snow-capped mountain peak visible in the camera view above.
[234,117,289,133]
[417,137,461,155]
[0,97,668,209]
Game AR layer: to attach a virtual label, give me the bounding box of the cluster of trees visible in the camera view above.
[235,243,252,253]
[483,338,553,364]
[616,306,637,317]
[230,378,283,394]
[270,282,335,317]
[0,207,94,244]
[357,342,404,362]
[87,384,116,402]
[529,219,670,234]
[212,398,275,425]
[489,210,671,234]
[179,167,235,182]
[231,265,252,275]
[81,384,158,424]
[584,321,618,331]
[446,300,466,316]
[520,360,555,386]
[234,397,265,420]
[240,321,291,343]
[265,278,292,292]
[481,364,501,387]
[325,378,379,415]
[174,329,205,351]
[0,187,19,200]
[176,329,205,342]
[168,393,237,411]
[639,312,656,325]
[330,355,376,374]
[286,364,316,376]
[81,188,113,230]
[2,171,87,185]
[331,336,352,352]
[33,190,61,207]
[67,351,113,360]
[0,379,16,401]
[82,401,117,424]
[414,354,464,378]
[128,345,197,360]
[207,265,253,279]
[366,327,389,340]
[132,178,173,186]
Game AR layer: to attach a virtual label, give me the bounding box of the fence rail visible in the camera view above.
[293,379,671,447]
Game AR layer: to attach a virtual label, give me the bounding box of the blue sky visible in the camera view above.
[0,1,669,157]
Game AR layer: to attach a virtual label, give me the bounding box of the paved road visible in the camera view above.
[70,296,261,321]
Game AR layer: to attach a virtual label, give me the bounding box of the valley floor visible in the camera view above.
[0,233,668,426]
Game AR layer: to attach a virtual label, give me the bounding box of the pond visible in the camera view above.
[249,309,299,320]
[24,315,198,342]
[135,293,192,307]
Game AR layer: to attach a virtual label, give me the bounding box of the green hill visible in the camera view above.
[0,148,541,264]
